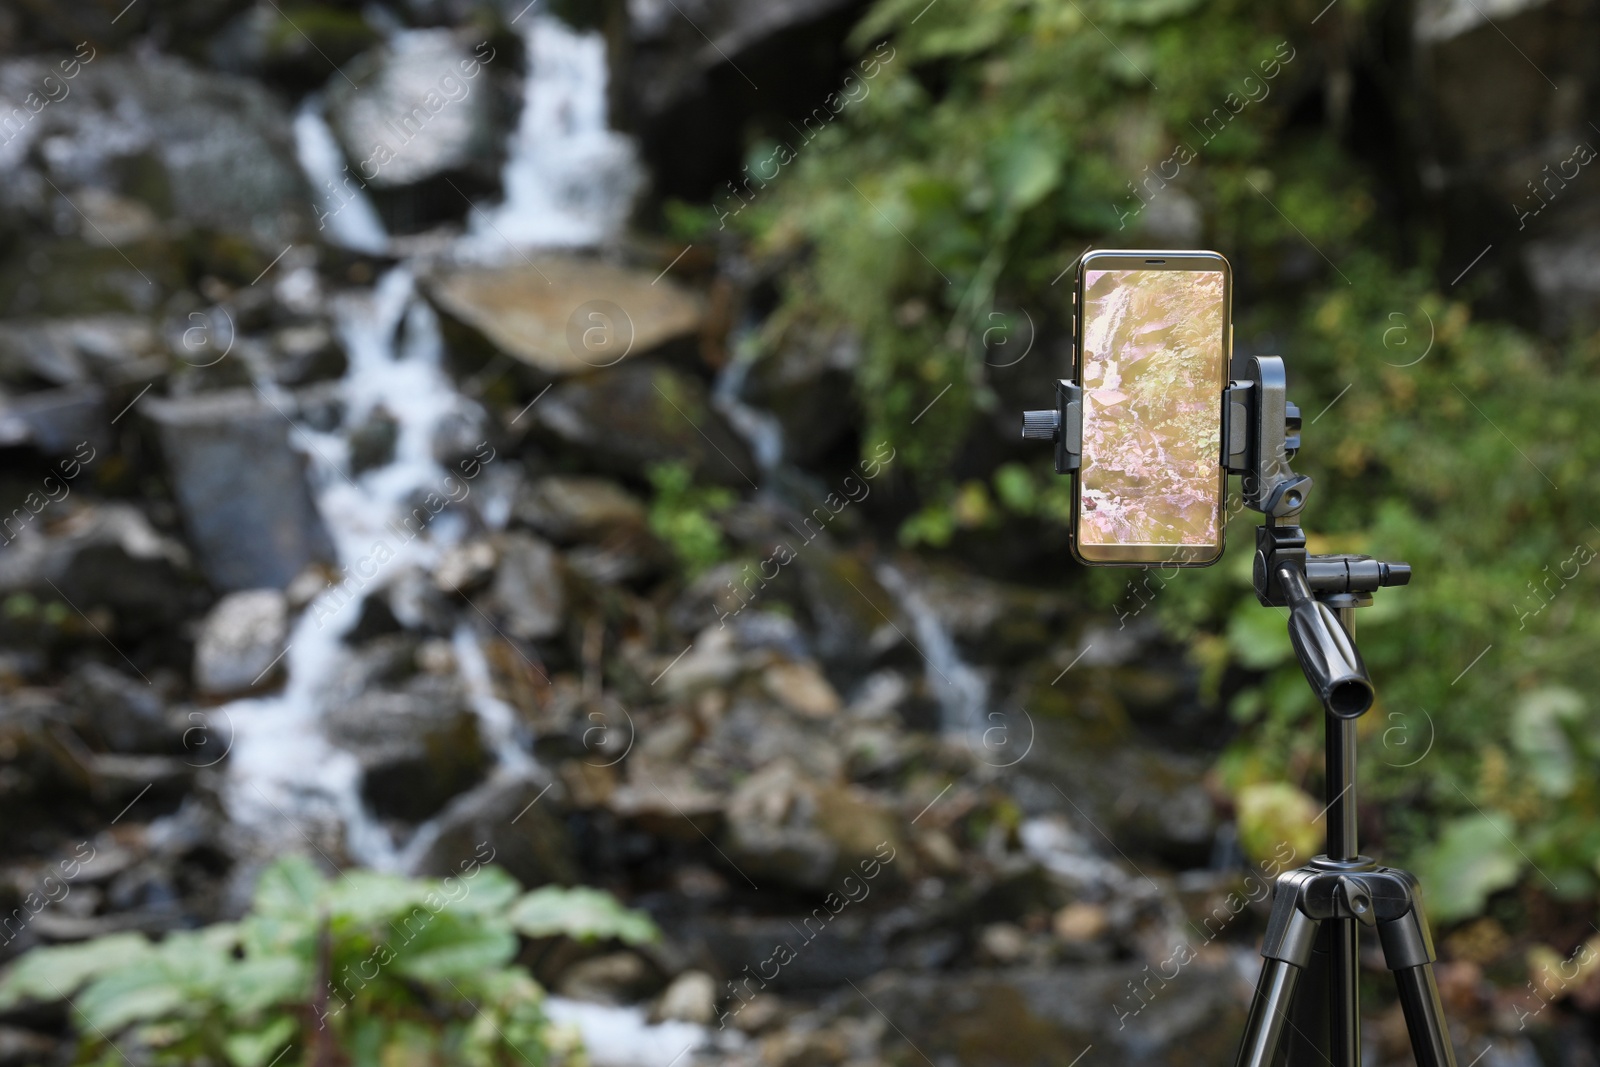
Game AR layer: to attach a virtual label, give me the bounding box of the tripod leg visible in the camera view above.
[1329,917,1360,1067]
[1377,887,1458,1067]
[1235,959,1302,1067]
[1392,965,1456,1067]
[1237,879,1319,1067]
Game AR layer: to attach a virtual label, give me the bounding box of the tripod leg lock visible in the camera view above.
[1260,865,1437,969]
[1259,869,1320,966]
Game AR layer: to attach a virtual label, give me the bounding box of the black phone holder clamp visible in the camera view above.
[1222,355,1411,619]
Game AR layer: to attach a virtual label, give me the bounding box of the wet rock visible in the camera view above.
[326,30,499,191]
[1522,232,1600,335]
[143,389,334,592]
[0,1025,56,1066]
[978,923,1030,965]
[1408,0,1599,330]
[193,589,290,697]
[745,324,859,465]
[0,503,194,627]
[0,385,107,456]
[653,970,717,1024]
[208,3,380,92]
[489,532,566,641]
[629,0,862,119]
[794,548,901,674]
[856,962,1248,1066]
[427,259,702,377]
[1053,902,1111,944]
[415,772,578,888]
[723,758,901,890]
[58,662,171,755]
[269,323,346,386]
[762,661,840,718]
[514,475,647,543]
[434,539,497,594]
[685,910,891,992]
[323,677,490,822]
[540,363,752,487]
[346,405,399,474]
[0,54,310,242]
[556,951,657,1003]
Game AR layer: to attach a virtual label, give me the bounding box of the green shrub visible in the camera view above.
[0,856,658,1067]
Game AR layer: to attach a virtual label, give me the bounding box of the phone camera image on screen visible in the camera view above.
[1076,255,1228,564]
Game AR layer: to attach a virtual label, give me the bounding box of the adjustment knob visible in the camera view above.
[1022,409,1061,441]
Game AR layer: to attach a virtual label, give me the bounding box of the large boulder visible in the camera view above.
[323,676,490,823]
[193,589,290,697]
[489,532,567,641]
[325,29,500,191]
[0,503,195,629]
[143,389,334,592]
[0,53,311,243]
[0,384,108,456]
[628,0,864,119]
[426,258,702,377]
[534,362,755,488]
[414,772,577,888]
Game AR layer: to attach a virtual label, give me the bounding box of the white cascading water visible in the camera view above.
[217,15,713,1065]
[874,563,991,737]
[292,101,388,256]
[223,267,529,868]
[231,7,647,867]
[462,14,642,255]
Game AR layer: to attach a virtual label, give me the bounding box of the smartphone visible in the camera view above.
[1072,249,1231,566]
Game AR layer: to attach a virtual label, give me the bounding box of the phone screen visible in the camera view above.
[1076,256,1228,564]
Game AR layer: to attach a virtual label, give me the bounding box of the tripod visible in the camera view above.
[1024,355,1457,1067]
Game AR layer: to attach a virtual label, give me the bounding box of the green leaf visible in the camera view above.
[1412,814,1525,923]
[393,917,518,983]
[989,128,1062,215]
[448,866,524,917]
[0,933,152,1008]
[1510,686,1584,797]
[325,870,432,926]
[224,1017,297,1067]
[508,887,660,945]
[75,965,189,1032]
[1226,604,1294,670]
[253,855,328,918]
[219,955,310,1016]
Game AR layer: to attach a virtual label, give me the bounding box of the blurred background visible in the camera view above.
[0,0,1598,1064]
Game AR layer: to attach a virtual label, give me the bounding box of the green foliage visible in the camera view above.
[745,0,1600,923]
[509,887,660,945]
[646,461,737,574]
[0,856,660,1067]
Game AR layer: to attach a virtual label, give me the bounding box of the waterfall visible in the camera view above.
[712,327,784,473]
[218,267,524,869]
[874,563,990,737]
[292,100,388,255]
[461,13,642,255]
[226,6,653,872]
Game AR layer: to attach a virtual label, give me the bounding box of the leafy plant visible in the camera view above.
[0,856,659,1067]
[645,460,736,574]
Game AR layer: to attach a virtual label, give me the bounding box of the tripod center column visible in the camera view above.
[1326,604,1360,862]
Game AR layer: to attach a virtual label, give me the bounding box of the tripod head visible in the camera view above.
[1223,355,1411,720]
